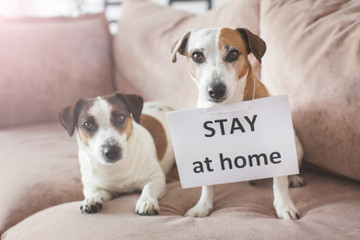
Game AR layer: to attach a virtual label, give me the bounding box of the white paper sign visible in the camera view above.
[166,95,299,188]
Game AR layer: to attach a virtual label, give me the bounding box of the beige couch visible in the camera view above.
[1,0,360,239]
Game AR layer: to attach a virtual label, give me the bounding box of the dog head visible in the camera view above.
[58,92,143,164]
[171,28,266,104]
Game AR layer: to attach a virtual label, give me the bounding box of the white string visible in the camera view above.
[252,77,256,100]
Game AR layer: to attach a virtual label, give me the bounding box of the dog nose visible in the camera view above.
[102,145,121,162]
[207,83,226,101]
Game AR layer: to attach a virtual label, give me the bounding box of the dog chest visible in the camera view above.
[79,158,156,194]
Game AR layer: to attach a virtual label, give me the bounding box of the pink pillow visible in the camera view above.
[260,0,360,181]
[113,0,260,109]
[0,13,113,128]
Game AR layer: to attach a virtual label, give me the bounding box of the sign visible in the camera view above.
[166,95,299,188]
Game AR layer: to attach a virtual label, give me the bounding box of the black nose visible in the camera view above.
[207,83,226,101]
[102,145,121,163]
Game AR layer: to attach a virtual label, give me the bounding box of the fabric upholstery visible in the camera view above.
[0,122,83,235]
[3,169,360,239]
[0,13,113,128]
[260,0,360,181]
[2,0,360,238]
[113,0,260,109]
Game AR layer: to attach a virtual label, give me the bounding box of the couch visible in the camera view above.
[1,0,359,239]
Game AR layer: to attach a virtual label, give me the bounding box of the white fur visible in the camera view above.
[172,28,304,219]
[77,99,174,215]
[182,29,249,108]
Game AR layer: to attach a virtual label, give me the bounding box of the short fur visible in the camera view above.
[171,28,305,219]
[58,92,174,215]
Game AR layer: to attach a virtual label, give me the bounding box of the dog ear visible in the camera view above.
[58,99,83,137]
[170,30,192,63]
[236,28,266,64]
[114,93,144,124]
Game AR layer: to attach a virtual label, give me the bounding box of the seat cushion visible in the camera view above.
[0,122,83,235]
[2,169,360,239]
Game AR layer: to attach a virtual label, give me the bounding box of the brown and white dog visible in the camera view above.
[58,93,174,215]
[171,28,304,219]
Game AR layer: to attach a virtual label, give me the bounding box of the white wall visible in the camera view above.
[0,0,232,33]
[0,0,103,17]
[0,0,232,17]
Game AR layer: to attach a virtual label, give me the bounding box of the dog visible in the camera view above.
[171,27,305,219]
[58,92,174,215]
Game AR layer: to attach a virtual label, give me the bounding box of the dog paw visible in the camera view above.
[185,201,212,217]
[135,197,160,216]
[274,200,300,220]
[288,175,306,188]
[80,197,103,214]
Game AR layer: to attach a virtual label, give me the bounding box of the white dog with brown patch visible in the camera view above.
[171,28,305,219]
[58,92,174,215]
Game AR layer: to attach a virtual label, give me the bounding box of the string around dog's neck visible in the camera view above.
[252,77,256,100]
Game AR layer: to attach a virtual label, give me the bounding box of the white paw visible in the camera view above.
[185,202,212,217]
[288,175,306,188]
[274,199,300,220]
[136,197,160,216]
[80,195,103,214]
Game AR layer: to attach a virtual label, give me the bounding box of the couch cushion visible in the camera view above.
[0,13,113,128]
[0,122,83,235]
[113,0,260,109]
[3,169,360,239]
[260,0,360,181]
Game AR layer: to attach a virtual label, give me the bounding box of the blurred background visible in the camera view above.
[0,0,231,33]
[0,0,232,33]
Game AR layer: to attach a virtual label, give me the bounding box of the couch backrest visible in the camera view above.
[260,0,360,181]
[0,13,114,129]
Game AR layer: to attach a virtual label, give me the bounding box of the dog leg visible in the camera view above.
[289,131,306,188]
[288,175,306,188]
[273,176,300,219]
[80,188,113,214]
[136,175,166,216]
[185,185,215,217]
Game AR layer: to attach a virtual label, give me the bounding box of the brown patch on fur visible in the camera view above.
[124,117,133,140]
[218,28,269,100]
[236,28,266,64]
[187,54,198,79]
[76,100,96,147]
[104,94,135,139]
[107,112,133,139]
[78,127,90,146]
[218,28,250,80]
[105,95,128,115]
[140,114,167,161]
[243,64,270,100]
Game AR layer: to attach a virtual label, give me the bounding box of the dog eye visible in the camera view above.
[84,120,95,130]
[226,50,240,62]
[115,114,126,124]
[192,52,205,63]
